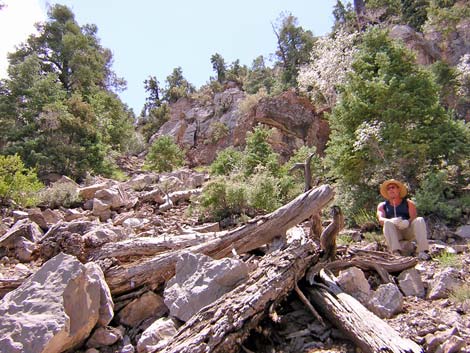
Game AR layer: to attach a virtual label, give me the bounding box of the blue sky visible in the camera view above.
[1,0,336,114]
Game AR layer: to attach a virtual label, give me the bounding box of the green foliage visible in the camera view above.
[273,13,316,89]
[163,67,195,103]
[243,56,276,94]
[198,176,249,221]
[210,53,227,83]
[352,208,380,230]
[0,4,133,181]
[210,147,243,176]
[415,168,467,222]
[140,104,170,142]
[325,27,470,217]
[337,234,354,246]
[207,122,229,144]
[243,126,280,177]
[0,154,43,207]
[363,231,386,248]
[434,252,461,268]
[38,182,81,209]
[145,136,185,173]
[401,0,429,31]
[248,169,282,212]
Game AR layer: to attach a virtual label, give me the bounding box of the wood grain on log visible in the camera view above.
[307,270,424,353]
[105,185,334,295]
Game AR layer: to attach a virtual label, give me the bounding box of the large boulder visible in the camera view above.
[0,253,113,353]
[163,252,249,322]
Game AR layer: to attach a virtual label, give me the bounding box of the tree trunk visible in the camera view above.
[306,270,424,353]
[157,235,317,353]
[105,185,334,295]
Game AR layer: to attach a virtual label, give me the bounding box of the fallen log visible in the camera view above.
[157,234,318,353]
[89,231,221,261]
[105,185,334,295]
[306,269,424,353]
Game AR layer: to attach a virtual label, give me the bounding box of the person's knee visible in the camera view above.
[383,219,396,229]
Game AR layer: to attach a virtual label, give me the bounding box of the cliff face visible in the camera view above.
[154,87,330,167]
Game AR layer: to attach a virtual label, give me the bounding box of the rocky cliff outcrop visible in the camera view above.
[154,87,329,166]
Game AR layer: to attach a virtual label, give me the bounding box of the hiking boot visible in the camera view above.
[417,251,431,261]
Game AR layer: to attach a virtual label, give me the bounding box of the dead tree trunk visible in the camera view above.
[157,236,317,353]
[105,185,334,295]
[307,270,424,353]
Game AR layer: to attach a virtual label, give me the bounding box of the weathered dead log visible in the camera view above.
[325,249,418,273]
[89,231,221,261]
[157,235,318,353]
[105,184,334,295]
[307,269,423,353]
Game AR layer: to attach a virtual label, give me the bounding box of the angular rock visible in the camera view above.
[124,173,159,191]
[0,219,43,249]
[86,326,123,348]
[41,209,63,224]
[398,268,425,298]
[368,283,404,319]
[427,267,463,300]
[455,225,470,239]
[118,291,168,327]
[79,182,114,201]
[337,266,371,304]
[0,253,113,353]
[14,236,36,262]
[163,252,249,322]
[137,317,178,353]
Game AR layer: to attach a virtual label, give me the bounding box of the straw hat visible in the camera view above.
[380,179,407,199]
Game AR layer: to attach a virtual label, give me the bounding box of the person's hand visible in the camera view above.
[390,217,402,225]
[397,219,409,230]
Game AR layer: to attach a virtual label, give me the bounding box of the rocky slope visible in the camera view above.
[0,170,469,353]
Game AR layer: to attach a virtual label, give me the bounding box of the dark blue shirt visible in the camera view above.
[384,199,410,220]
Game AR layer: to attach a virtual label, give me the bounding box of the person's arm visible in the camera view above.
[377,202,387,226]
[407,199,417,222]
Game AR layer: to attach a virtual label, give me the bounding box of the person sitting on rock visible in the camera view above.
[376,179,430,260]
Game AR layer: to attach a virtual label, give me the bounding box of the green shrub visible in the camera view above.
[38,182,81,209]
[352,208,380,230]
[243,125,280,177]
[208,122,229,144]
[415,169,465,223]
[210,147,243,176]
[248,169,281,212]
[198,177,249,221]
[0,154,43,207]
[434,252,461,269]
[145,136,185,172]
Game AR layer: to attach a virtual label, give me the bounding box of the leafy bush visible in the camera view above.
[38,182,81,209]
[324,28,470,220]
[0,154,43,207]
[198,177,249,221]
[248,169,281,212]
[145,136,185,172]
[415,169,465,223]
[208,122,229,144]
[434,252,461,269]
[210,147,243,176]
[352,208,380,230]
[243,125,280,177]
